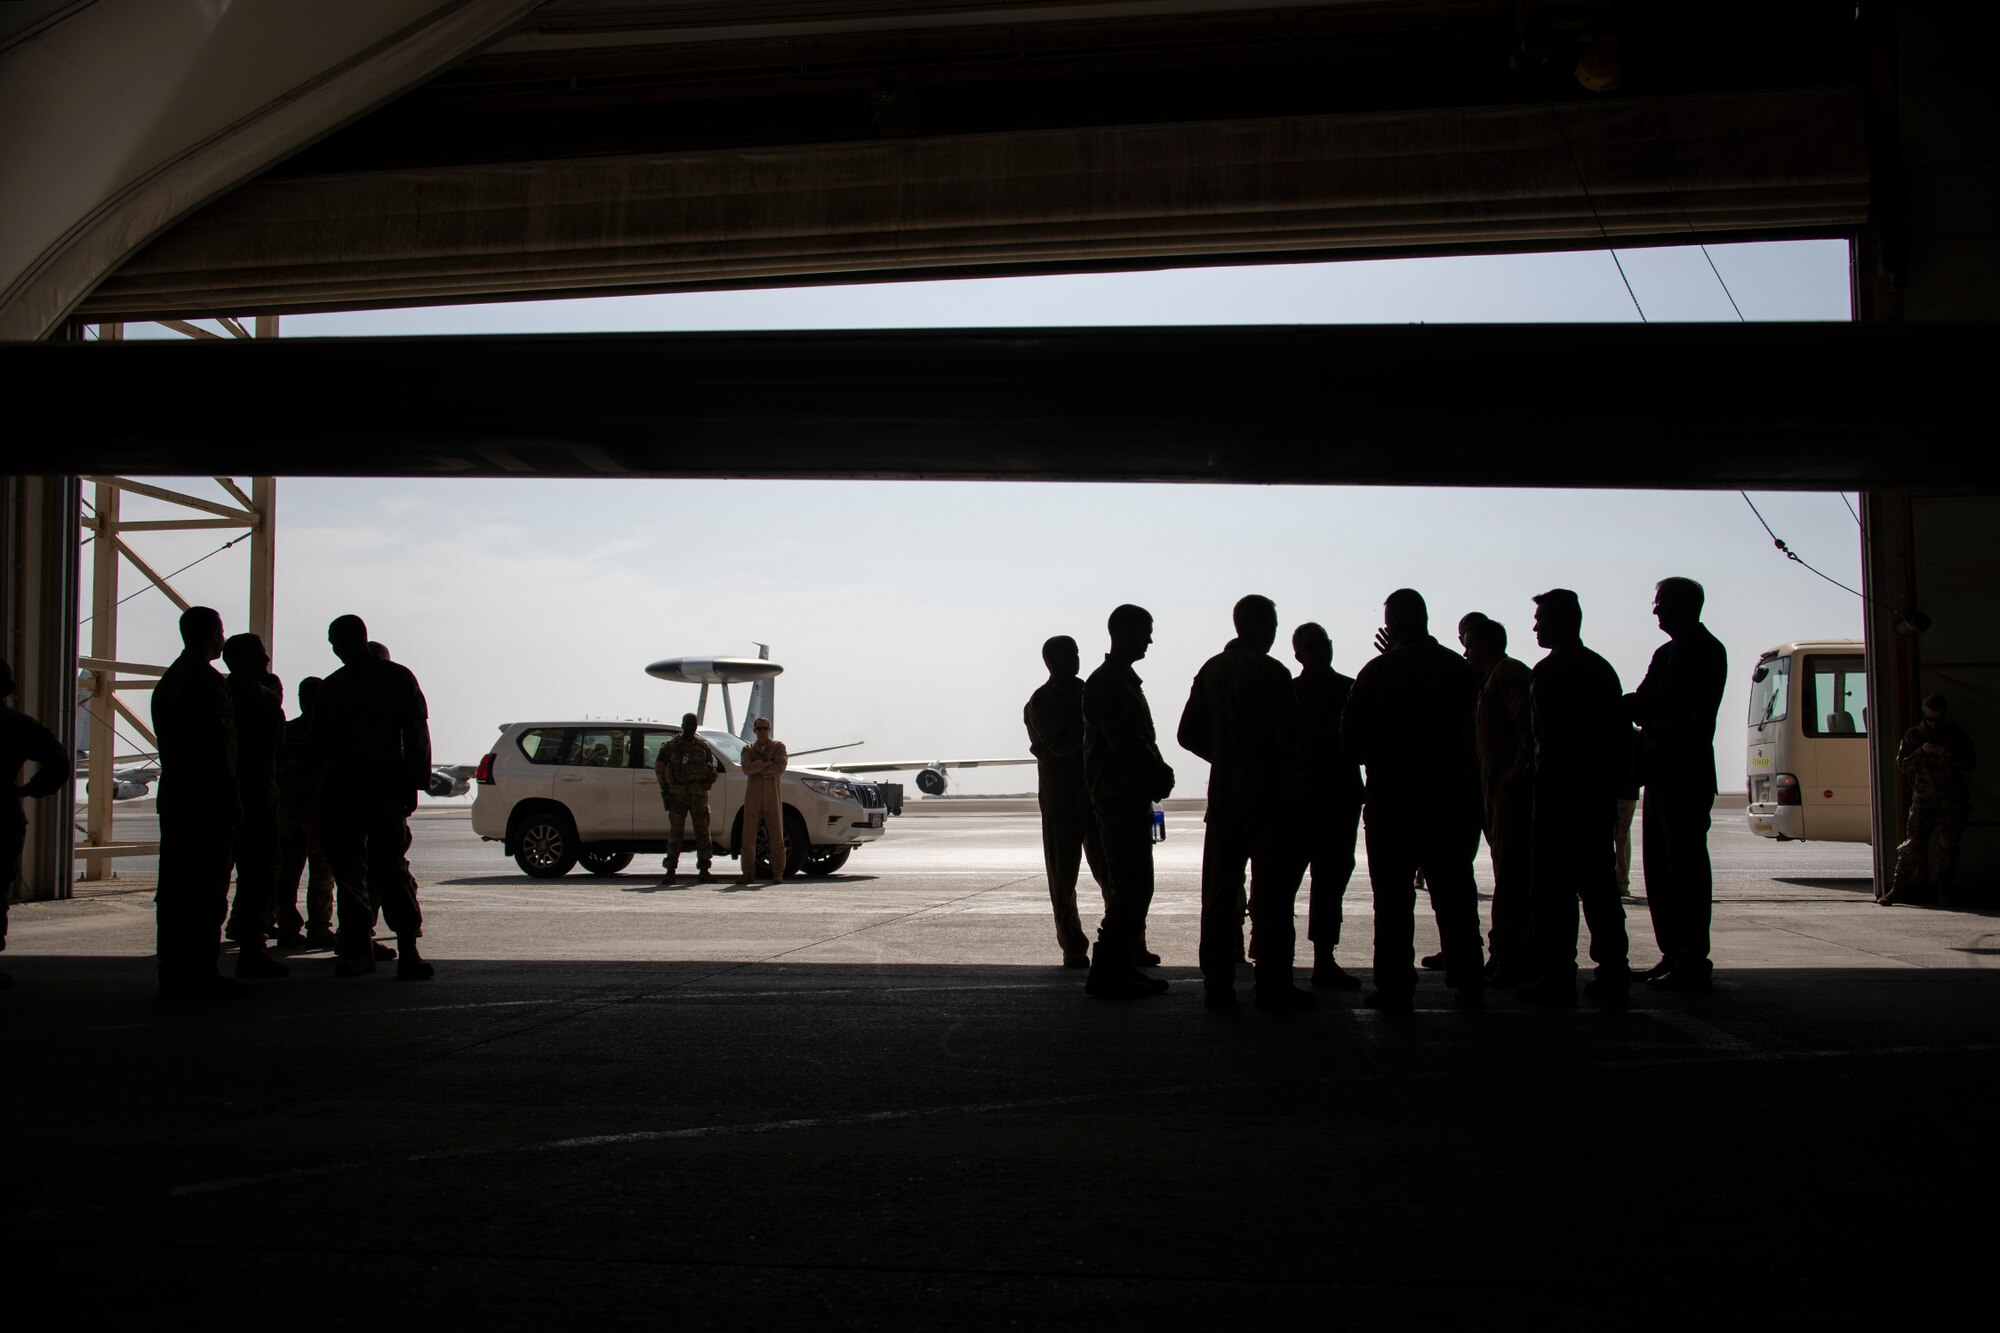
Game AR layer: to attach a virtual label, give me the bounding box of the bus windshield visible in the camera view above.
[1748,655,1790,728]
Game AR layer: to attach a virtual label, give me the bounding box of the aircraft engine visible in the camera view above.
[914,766,948,796]
[113,779,150,800]
[426,772,469,798]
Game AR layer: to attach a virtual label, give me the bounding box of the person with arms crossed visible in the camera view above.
[739,717,788,882]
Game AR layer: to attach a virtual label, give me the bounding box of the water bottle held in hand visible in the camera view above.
[1150,801,1166,843]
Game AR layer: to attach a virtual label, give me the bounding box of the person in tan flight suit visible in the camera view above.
[739,717,788,882]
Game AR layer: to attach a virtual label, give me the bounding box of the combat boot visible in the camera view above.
[395,936,435,981]
[1311,951,1362,991]
[698,865,715,883]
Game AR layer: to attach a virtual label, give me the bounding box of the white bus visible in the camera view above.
[1744,639,1871,843]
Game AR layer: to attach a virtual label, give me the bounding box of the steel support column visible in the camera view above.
[2,474,80,905]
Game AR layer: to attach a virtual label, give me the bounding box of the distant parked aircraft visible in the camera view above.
[644,644,1032,795]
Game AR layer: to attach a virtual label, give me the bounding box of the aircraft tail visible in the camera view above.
[740,642,773,743]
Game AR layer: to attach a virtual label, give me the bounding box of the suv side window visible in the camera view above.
[569,727,636,768]
[639,729,720,773]
[516,727,569,764]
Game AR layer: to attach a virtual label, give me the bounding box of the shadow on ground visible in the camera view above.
[9,954,1997,1327]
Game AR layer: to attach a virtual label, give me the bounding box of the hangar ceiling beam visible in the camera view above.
[80,87,1866,322]
[12,323,1995,491]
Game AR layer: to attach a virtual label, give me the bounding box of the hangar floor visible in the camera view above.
[8,805,1994,1326]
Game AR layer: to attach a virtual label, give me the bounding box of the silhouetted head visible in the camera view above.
[1383,589,1428,646]
[221,633,269,676]
[1231,595,1278,653]
[367,641,391,662]
[1462,615,1507,672]
[1107,604,1154,664]
[1533,589,1583,649]
[1653,577,1705,637]
[0,659,13,699]
[1042,635,1080,679]
[682,712,699,737]
[1292,622,1332,672]
[328,615,370,666]
[180,606,225,661]
[1922,694,1947,729]
[297,676,323,715]
[1457,612,1490,648]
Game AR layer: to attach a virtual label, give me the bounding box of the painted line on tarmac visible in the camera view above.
[1638,1008,1756,1051]
[72,999,557,1032]
[21,1088,1133,1220]
[666,982,1065,999]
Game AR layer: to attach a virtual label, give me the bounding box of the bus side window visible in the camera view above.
[1804,656,1866,737]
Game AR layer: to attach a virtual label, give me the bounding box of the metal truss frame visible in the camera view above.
[72,317,277,882]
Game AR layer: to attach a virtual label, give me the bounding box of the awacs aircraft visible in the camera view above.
[81,757,160,800]
[644,645,1034,795]
[85,752,476,801]
[426,764,479,798]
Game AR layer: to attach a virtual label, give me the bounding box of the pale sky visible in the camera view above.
[95,240,1862,798]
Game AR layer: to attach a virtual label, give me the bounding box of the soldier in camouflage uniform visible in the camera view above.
[1885,693,1978,905]
[655,713,718,882]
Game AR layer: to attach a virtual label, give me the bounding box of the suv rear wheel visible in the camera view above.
[514,810,579,878]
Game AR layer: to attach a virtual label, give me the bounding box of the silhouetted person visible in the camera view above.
[1025,635,1116,968]
[274,675,334,949]
[1884,693,1977,906]
[1180,596,1310,1012]
[151,606,245,1000]
[1082,604,1175,999]
[1612,720,1641,894]
[1341,589,1484,1011]
[739,717,788,882]
[656,713,718,883]
[316,614,433,979]
[1,659,69,990]
[1516,589,1630,1007]
[1461,614,1534,986]
[1267,622,1364,992]
[1625,577,1727,990]
[221,634,288,978]
[365,641,426,948]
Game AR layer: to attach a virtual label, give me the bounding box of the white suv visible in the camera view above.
[471,722,890,879]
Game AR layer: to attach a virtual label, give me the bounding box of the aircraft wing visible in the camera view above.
[827,759,1036,773]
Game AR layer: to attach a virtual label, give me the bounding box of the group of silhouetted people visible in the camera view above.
[1027,578,1729,1012]
[151,606,435,1000]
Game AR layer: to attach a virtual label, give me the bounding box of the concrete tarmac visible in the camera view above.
[9,803,1997,1327]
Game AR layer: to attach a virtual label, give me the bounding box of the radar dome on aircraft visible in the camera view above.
[646,649,782,743]
[645,657,783,684]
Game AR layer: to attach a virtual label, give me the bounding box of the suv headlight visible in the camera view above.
[801,778,857,801]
